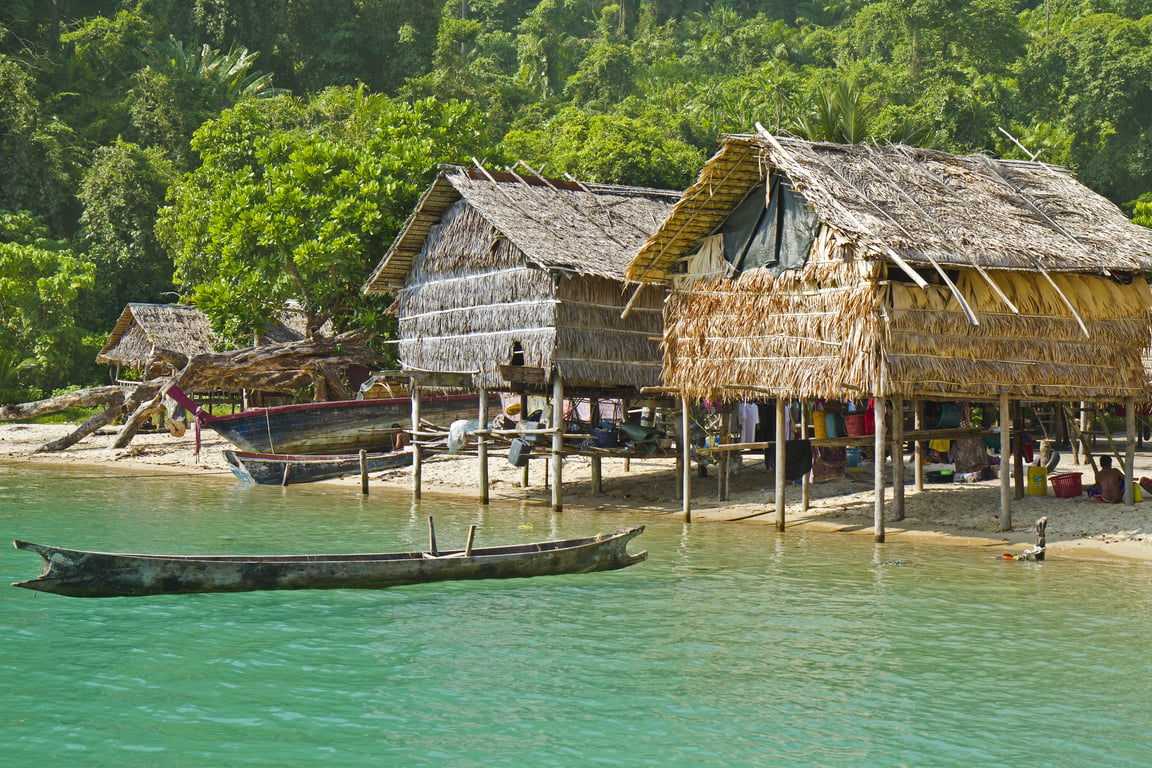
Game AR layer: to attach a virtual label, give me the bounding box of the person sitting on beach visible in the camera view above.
[1095,456,1124,503]
[391,423,410,451]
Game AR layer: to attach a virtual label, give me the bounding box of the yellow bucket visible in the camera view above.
[812,410,829,440]
[1027,466,1047,496]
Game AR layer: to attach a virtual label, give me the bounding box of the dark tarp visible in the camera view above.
[723,174,819,273]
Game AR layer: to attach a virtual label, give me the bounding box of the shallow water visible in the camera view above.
[2,462,1150,766]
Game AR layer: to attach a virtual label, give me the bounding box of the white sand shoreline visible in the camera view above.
[4,422,1151,564]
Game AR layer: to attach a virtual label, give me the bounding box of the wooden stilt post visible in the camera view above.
[359,449,369,495]
[478,388,489,504]
[873,397,885,543]
[1000,392,1012,531]
[892,397,905,521]
[719,408,731,501]
[622,398,631,473]
[411,383,422,500]
[520,393,529,488]
[913,399,924,492]
[775,397,786,532]
[551,376,564,512]
[590,397,602,495]
[800,401,810,514]
[1014,400,1025,500]
[682,392,692,522]
[1125,396,1136,506]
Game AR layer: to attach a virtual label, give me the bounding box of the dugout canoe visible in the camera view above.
[11,527,647,598]
[224,448,413,485]
[166,385,478,455]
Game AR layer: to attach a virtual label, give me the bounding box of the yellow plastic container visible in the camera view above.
[1027,466,1047,496]
[812,410,829,440]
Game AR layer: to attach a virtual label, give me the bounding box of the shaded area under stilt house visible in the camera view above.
[626,131,1152,537]
[363,164,682,510]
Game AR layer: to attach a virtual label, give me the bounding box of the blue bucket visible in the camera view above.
[846,447,860,468]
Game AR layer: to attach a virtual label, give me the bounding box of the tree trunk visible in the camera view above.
[1,385,126,421]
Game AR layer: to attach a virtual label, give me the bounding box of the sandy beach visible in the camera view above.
[4,422,1152,564]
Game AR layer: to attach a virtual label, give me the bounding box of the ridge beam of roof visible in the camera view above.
[470,157,557,235]
[858,146,1019,316]
[629,144,757,284]
[755,125,936,304]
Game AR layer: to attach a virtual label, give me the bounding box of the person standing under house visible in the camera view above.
[1095,456,1124,503]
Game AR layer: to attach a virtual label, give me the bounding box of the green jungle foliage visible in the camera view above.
[2,0,1152,398]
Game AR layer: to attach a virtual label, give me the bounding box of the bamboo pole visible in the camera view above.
[552,376,564,512]
[892,397,905,521]
[465,525,476,557]
[411,384,422,500]
[478,388,489,505]
[913,399,924,492]
[775,398,786,532]
[682,392,692,522]
[1000,392,1012,531]
[1125,397,1136,506]
[359,449,369,495]
[799,402,809,514]
[873,399,885,543]
[590,397,602,495]
[520,393,529,488]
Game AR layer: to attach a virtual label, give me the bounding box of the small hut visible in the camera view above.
[626,132,1152,534]
[96,302,334,399]
[363,164,680,509]
[97,304,217,380]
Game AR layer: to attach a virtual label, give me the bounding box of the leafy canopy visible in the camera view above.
[157,89,493,346]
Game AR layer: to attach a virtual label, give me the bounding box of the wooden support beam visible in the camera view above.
[1125,397,1136,506]
[498,365,547,385]
[551,376,564,512]
[404,368,477,389]
[892,397,905,522]
[873,399,886,543]
[590,397,602,496]
[520,393,530,488]
[800,402,810,514]
[682,392,692,522]
[1000,392,1012,531]
[775,398,786,532]
[478,388,489,505]
[913,399,924,492]
[411,384,422,500]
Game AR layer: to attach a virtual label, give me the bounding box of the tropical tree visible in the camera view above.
[0,211,98,395]
[157,90,494,346]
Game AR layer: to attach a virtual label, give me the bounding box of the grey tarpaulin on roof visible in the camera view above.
[722,175,818,273]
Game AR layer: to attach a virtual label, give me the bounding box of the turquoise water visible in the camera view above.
[2,462,1150,767]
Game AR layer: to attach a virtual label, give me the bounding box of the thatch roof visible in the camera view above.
[96,303,327,370]
[364,165,680,292]
[96,304,216,368]
[628,134,1152,284]
[628,134,1152,403]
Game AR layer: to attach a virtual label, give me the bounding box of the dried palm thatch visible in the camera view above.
[630,134,1152,282]
[96,304,216,375]
[368,166,676,392]
[637,134,1152,402]
[664,230,1152,401]
[96,303,333,379]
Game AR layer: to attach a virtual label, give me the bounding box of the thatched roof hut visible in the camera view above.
[627,133,1152,404]
[363,165,679,394]
[97,303,327,380]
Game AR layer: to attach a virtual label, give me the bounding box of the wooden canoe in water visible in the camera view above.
[11,527,647,598]
[166,385,478,455]
[223,448,413,485]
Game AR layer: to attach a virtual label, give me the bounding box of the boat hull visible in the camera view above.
[224,449,413,485]
[167,387,478,454]
[12,528,647,598]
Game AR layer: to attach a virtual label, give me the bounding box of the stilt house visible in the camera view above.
[625,132,1152,532]
[363,165,679,396]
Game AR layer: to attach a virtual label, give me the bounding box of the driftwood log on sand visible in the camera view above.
[3,331,386,453]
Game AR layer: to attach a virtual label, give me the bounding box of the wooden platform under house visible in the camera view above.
[626,129,1152,537]
[362,163,683,510]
